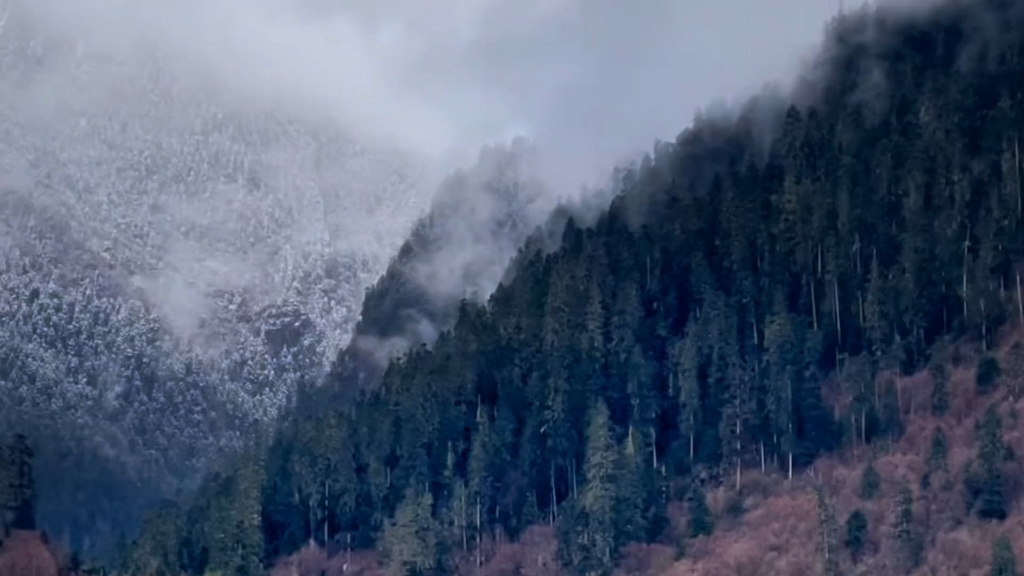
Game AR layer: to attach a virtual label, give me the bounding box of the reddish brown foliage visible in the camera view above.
[0,530,59,576]
[268,543,383,576]
[267,333,1024,576]
[479,525,560,576]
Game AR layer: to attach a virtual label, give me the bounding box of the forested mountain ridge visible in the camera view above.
[324,138,563,399]
[112,0,1024,575]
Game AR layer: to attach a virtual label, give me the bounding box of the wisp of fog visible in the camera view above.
[3,0,844,348]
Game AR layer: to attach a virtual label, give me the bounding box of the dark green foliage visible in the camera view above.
[930,363,949,417]
[844,509,868,563]
[382,485,444,576]
[977,356,1002,395]
[561,401,618,576]
[891,485,923,572]
[1006,342,1024,399]
[117,451,265,576]
[992,535,1019,576]
[967,406,1010,521]
[859,460,881,500]
[815,487,840,576]
[686,487,714,539]
[928,427,948,473]
[923,426,949,490]
[1,434,35,532]
[879,379,904,440]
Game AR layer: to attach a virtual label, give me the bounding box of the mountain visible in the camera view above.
[0,6,427,557]
[25,0,1024,573]
[324,138,589,401]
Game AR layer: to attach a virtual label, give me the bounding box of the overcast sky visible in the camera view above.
[15,0,854,188]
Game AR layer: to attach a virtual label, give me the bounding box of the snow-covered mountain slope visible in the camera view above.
[0,5,435,556]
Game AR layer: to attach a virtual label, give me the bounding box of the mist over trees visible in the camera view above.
[16,0,1024,574]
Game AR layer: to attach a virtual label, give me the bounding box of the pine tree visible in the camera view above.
[991,534,1019,576]
[972,405,1008,520]
[578,401,618,576]
[923,426,949,490]
[2,434,34,531]
[977,356,1002,395]
[614,428,648,547]
[687,486,714,539]
[890,484,921,573]
[930,363,949,416]
[672,326,702,464]
[382,485,442,576]
[1005,341,1024,399]
[815,486,841,576]
[764,294,798,478]
[845,509,868,563]
[879,379,903,440]
[859,459,881,500]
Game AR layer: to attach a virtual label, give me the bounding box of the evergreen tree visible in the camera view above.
[687,486,714,539]
[381,485,442,576]
[977,356,1002,395]
[923,426,949,490]
[992,535,1019,576]
[2,434,35,531]
[859,459,881,500]
[614,428,649,547]
[930,363,949,417]
[968,405,1009,521]
[577,401,619,576]
[1006,342,1024,399]
[844,509,868,563]
[672,327,702,465]
[890,484,922,573]
[815,486,841,576]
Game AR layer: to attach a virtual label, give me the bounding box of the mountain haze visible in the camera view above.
[86,1,1024,576]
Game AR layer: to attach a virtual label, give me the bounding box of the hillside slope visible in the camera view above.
[262,330,1024,576]
[115,0,1024,575]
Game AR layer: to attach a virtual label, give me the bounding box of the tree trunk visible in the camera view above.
[858,291,865,330]
[811,276,819,331]
[963,227,971,321]
[896,364,903,414]
[834,278,842,347]
[981,298,988,351]
[651,426,658,469]
[1016,136,1021,220]
[1016,270,1022,328]
[571,459,578,499]
[735,418,742,491]
[851,413,858,449]
[308,496,315,546]
[549,463,556,525]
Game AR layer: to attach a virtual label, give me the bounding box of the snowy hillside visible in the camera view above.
[0,5,433,555]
